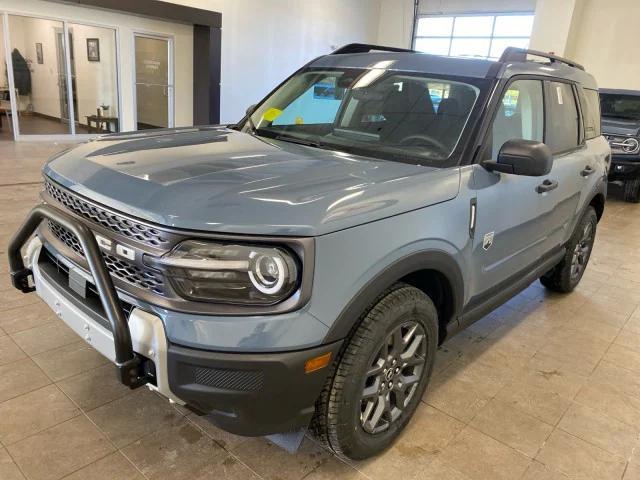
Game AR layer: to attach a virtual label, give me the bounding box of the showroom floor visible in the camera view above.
[0,141,639,480]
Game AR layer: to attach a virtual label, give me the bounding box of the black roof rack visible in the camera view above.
[331,43,414,55]
[499,47,585,71]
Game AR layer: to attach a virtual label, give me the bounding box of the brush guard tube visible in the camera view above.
[7,204,151,388]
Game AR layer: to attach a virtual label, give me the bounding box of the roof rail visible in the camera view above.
[499,47,585,71]
[331,43,414,55]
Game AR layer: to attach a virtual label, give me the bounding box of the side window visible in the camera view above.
[273,76,342,126]
[579,88,601,140]
[545,81,580,153]
[490,79,544,159]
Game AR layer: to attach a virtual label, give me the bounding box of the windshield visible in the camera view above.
[242,68,484,166]
[600,93,640,121]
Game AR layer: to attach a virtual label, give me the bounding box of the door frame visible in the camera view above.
[131,30,175,130]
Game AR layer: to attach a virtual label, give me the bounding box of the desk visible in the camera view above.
[86,115,119,133]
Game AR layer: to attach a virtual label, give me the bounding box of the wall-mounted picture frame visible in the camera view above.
[35,43,43,64]
[86,38,100,62]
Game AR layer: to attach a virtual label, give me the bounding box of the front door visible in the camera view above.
[469,78,566,299]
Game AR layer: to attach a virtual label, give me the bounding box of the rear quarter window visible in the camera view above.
[580,88,601,140]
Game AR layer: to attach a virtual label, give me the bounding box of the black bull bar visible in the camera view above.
[7,204,150,388]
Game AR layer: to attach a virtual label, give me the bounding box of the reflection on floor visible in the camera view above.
[0,114,90,139]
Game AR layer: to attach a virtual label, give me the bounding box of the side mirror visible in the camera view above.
[482,139,553,177]
[246,104,257,116]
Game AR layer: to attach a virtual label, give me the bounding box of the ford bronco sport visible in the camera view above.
[8,45,608,460]
[600,88,640,202]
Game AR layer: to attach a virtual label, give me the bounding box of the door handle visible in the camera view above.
[536,179,558,194]
[581,165,595,177]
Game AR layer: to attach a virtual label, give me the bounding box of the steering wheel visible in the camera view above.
[399,134,449,155]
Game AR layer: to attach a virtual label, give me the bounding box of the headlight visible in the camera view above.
[152,240,299,305]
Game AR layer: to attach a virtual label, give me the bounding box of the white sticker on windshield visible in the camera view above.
[556,86,564,105]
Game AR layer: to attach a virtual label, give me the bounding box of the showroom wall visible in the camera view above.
[564,0,639,90]
[378,0,640,92]
[163,0,382,123]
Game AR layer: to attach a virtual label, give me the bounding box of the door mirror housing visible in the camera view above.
[246,104,257,116]
[482,139,553,177]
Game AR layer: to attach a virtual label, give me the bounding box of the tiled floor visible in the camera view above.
[0,140,639,480]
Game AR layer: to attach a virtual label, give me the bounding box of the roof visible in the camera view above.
[310,52,497,79]
[309,45,598,89]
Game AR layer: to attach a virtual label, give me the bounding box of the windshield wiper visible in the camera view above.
[274,134,322,148]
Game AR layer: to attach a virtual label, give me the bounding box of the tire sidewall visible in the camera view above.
[330,287,438,459]
[565,207,598,290]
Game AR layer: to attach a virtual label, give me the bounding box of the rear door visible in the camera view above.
[540,80,588,248]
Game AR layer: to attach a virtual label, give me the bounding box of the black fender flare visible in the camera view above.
[569,175,607,236]
[322,249,465,344]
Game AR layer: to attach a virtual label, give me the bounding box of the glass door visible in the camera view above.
[134,33,173,129]
[0,13,119,140]
[7,14,72,135]
[0,13,15,140]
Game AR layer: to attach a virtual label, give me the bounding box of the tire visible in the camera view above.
[624,178,640,203]
[540,206,597,293]
[311,283,438,460]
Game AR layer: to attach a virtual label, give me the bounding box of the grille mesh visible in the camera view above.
[44,180,170,248]
[47,220,165,295]
[194,367,264,392]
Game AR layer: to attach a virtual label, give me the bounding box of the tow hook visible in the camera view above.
[11,268,36,293]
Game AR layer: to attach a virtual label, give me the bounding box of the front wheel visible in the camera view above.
[540,206,597,293]
[311,284,438,460]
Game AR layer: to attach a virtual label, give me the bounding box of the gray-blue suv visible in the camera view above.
[8,45,609,460]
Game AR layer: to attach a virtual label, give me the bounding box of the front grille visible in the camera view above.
[605,135,640,155]
[44,180,171,248]
[194,366,264,392]
[42,247,136,323]
[47,220,165,295]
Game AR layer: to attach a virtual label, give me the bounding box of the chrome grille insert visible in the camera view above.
[44,180,171,248]
[47,220,165,295]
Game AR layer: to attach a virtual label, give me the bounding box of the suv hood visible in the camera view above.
[601,116,640,137]
[44,127,460,236]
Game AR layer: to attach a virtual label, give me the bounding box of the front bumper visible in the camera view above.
[168,340,341,436]
[10,205,339,436]
[608,155,640,181]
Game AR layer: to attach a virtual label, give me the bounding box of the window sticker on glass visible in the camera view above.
[263,108,283,122]
[556,86,564,105]
[502,89,520,117]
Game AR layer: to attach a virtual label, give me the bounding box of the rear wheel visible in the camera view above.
[624,178,640,203]
[540,207,597,293]
[311,284,438,460]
